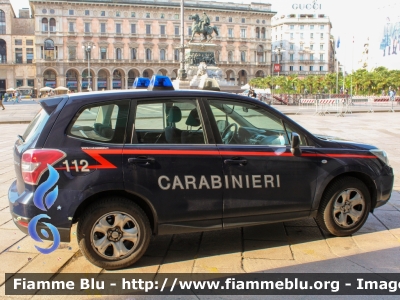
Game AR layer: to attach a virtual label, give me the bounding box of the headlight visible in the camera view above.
[370,149,390,166]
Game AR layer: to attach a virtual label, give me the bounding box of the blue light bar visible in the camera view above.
[147,75,175,91]
[132,77,150,89]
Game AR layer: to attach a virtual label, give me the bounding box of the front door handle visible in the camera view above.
[224,158,248,166]
[128,157,155,165]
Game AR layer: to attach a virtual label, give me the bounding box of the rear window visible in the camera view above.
[22,109,49,143]
[68,101,129,143]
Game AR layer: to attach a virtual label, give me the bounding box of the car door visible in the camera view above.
[204,98,320,227]
[123,97,224,233]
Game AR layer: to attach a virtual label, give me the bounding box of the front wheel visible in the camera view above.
[316,177,371,237]
[77,197,151,270]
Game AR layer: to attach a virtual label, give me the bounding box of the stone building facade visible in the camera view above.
[0,0,35,90]
[271,13,335,77]
[30,0,276,91]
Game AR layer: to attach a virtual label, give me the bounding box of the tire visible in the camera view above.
[77,197,151,270]
[316,177,371,237]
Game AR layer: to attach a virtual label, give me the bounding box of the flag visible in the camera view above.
[337,36,340,48]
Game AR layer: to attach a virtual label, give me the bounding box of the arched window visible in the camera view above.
[42,18,48,32]
[49,18,56,32]
[228,51,233,62]
[0,10,5,34]
[241,51,246,62]
[160,49,165,61]
[261,27,266,39]
[146,49,152,60]
[143,70,149,78]
[131,48,136,60]
[43,39,56,60]
[256,27,260,39]
[116,48,122,60]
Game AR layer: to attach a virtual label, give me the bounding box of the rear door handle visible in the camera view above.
[128,157,155,165]
[224,158,248,166]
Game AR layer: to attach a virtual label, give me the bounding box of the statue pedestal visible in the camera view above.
[172,79,190,90]
[182,43,237,91]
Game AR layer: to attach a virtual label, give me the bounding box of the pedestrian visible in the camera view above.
[4,92,8,102]
[0,95,5,110]
[248,88,257,98]
[389,88,395,101]
[13,91,19,104]
[17,91,21,103]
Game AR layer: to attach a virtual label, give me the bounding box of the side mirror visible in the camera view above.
[291,132,302,157]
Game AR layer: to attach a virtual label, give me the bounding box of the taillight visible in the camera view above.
[21,149,66,185]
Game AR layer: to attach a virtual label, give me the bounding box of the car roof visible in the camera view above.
[65,89,261,103]
[68,89,231,98]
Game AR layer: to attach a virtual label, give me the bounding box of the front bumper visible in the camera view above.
[373,166,394,209]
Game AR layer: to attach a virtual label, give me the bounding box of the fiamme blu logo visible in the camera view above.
[27,165,61,254]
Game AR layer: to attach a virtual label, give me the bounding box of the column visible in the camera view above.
[93,76,98,91]
[108,76,112,90]
[124,76,128,89]
[58,75,66,87]
[36,77,44,92]
[78,75,82,92]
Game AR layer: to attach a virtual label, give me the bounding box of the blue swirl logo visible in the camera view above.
[28,164,61,254]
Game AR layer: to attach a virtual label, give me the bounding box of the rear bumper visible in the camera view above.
[8,180,71,243]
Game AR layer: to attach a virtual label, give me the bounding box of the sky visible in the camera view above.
[9,0,400,70]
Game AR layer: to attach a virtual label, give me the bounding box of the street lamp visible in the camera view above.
[273,43,285,76]
[82,42,95,91]
[177,0,187,80]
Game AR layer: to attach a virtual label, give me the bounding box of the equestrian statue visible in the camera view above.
[189,12,219,43]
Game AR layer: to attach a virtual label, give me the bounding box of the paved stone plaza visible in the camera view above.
[0,101,399,299]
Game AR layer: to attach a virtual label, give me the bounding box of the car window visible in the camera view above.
[284,121,307,146]
[208,99,305,146]
[68,101,129,143]
[22,108,49,144]
[134,99,205,144]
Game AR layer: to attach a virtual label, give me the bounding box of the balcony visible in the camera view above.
[84,32,93,37]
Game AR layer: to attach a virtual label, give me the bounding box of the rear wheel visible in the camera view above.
[77,197,151,269]
[316,177,371,237]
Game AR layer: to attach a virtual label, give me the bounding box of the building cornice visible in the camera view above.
[29,0,277,15]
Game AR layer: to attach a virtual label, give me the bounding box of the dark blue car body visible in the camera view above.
[9,90,394,244]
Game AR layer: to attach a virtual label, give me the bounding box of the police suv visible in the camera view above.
[9,76,394,269]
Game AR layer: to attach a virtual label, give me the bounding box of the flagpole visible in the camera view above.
[336,59,338,94]
[351,36,354,96]
[336,36,339,94]
[342,37,345,94]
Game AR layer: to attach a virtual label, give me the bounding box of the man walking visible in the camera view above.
[389,88,396,112]
[0,94,5,110]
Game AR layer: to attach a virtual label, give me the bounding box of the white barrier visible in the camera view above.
[296,96,399,115]
[296,98,317,115]
[317,99,339,116]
